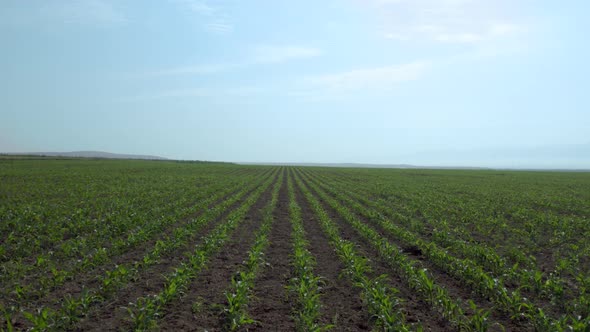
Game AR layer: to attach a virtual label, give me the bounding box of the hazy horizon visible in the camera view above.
[2,1,589,169]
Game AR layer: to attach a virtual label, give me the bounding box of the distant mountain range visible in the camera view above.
[4,151,167,160]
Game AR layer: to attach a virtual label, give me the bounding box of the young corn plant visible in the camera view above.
[295,170,474,330]
[127,171,280,330]
[286,174,329,332]
[301,167,584,330]
[22,170,279,332]
[463,300,491,332]
[363,275,408,332]
[223,171,282,331]
[225,272,256,330]
[22,308,55,332]
[295,173,411,331]
[125,295,161,332]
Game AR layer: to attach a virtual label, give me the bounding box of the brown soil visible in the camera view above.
[307,175,535,331]
[6,167,555,332]
[8,181,266,331]
[293,176,371,331]
[357,207,530,331]
[72,173,278,331]
[155,172,280,331]
[9,175,262,310]
[306,172,562,326]
[296,175,454,331]
[242,170,295,331]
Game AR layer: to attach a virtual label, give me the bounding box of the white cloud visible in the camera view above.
[149,63,239,76]
[133,61,429,103]
[117,88,210,102]
[173,0,233,34]
[435,33,484,43]
[252,45,322,64]
[489,23,524,37]
[174,0,215,15]
[205,21,233,34]
[119,86,267,102]
[365,0,527,44]
[147,88,211,99]
[432,22,526,44]
[308,61,430,92]
[149,45,322,76]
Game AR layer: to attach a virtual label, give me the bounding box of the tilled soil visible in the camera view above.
[8,177,270,331]
[73,173,278,331]
[293,178,371,331]
[8,167,545,332]
[296,174,454,331]
[244,170,295,331]
[302,175,530,331]
[4,165,582,332]
[156,178,277,331]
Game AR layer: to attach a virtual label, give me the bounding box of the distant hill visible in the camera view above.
[4,151,167,160]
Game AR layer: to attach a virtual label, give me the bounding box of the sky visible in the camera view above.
[1,0,589,168]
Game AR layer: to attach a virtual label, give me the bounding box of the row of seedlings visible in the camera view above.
[286,174,327,331]
[295,169,493,331]
[223,170,284,330]
[14,169,278,331]
[293,172,412,331]
[4,169,270,309]
[125,169,280,330]
[302,168,589,330]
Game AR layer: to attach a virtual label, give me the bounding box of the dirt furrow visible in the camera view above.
[301,174,528,331]
[156,174,279,331]
[292,176,371,331]
[297,175,453,331]
[245,169,295,331]
[14,176,264,316]
[73,173,278,331]
[346,200,524,330]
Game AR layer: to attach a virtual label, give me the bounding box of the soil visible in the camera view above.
[296,175,456,331]
[7,167,556,332]
[244,170,295,331]
[293,176,371,330]
[72,172,278,331]
[8,178,268,331]
[310,172,565,326]
[299,175,530,331]
[155,175,278,331]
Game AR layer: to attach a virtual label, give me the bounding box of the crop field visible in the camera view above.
[1,159,590,331]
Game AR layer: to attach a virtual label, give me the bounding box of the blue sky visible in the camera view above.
[1,0,589,168]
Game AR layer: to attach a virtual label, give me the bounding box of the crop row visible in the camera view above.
[302,168,590,328]
[295,169,499,331]
[223,169,284,330]
[0,162,246,264]
[286,172,327,331]
[293,171,412,331]
[2,169,271,308]
[126,168,279,331]
[5,168,278,330]
[300,167,590,330]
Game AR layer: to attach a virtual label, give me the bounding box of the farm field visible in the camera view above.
[1,159,590,331]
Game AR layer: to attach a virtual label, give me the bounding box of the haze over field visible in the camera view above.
[1,1,589,169]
